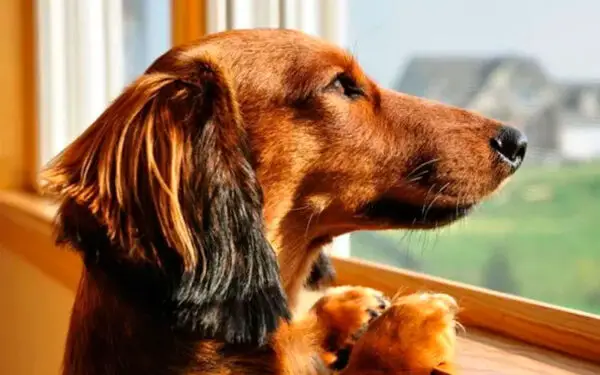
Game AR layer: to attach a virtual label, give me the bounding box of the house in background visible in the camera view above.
[393,56,600,164]
[558,83,600,161]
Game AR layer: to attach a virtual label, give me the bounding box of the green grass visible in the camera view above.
[350,161,600,315]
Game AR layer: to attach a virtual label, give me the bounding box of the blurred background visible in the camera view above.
[346,0,600,315]
[1,0,599,374]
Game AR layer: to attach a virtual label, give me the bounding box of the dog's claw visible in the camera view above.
[310,286,390,370]
[344,292,460,374]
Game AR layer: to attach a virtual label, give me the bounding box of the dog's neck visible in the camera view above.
[272,230,335,308]
[57,200,199,375]
[62,270,194,375]
[266,196,351,308]
[59,200,292,374]
[64,266,288,375]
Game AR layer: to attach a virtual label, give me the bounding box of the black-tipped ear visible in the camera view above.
[306,251,336,290]
[42,51,290,346]
[149,54,291,345]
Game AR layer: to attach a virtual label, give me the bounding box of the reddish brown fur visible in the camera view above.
[40,29,522,374]
[345,293,460,375]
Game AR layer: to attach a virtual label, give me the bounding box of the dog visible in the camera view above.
[40,29,526,375]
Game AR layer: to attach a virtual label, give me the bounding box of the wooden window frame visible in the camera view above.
[1,0,599,367]
[172,0,206,46]
[1,0,37,192]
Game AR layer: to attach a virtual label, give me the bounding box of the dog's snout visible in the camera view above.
[490,125,527,171]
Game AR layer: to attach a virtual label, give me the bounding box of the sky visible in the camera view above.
[346,0,600,88]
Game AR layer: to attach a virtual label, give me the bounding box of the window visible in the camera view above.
[36,0,171,166]
[334,0,600,316]
[1,0,591,367]
[33,0,600,318]
[205,0,347,42]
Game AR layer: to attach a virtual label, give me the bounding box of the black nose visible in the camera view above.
[490,125,527,170]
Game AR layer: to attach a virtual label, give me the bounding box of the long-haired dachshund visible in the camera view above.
[41,29,526,375]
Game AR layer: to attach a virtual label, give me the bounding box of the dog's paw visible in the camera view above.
[310,286,390,370]
[343,292,459,375]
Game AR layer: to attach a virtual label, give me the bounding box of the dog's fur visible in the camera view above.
[41,29,525,375]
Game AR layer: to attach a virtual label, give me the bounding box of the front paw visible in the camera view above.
[344,292,459,375]
[310,286,390,370]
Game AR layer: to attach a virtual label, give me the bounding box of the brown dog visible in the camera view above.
[41,29,526,375]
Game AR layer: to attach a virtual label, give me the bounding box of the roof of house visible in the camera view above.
[558,82,600,112]
[393,55,543,107]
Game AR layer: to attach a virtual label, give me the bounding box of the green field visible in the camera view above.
[350,161,600,315]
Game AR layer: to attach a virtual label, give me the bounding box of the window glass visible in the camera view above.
[343,0,600,315]
[122,0,171,83]
[36,0,170,164]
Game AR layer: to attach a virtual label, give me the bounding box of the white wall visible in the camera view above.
[560,125,600,161]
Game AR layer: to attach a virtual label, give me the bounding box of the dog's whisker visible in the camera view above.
[429,226,442,254]
[406,158,441,180]
[304,212,317,240]
[423,182,451,222]
[288,204,312,212]
[421,183,438,216]
[406,167,433,181]
[406,174,426,184]
[455,192,463,218]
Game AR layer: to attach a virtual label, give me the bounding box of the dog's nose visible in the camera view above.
[490,125,527,171]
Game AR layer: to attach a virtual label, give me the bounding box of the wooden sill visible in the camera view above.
[1,190,599,374]
[301,291,600,375]
[0,190,81,292]
[333,257,600,366]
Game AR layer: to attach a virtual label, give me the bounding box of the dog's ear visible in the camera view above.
[40,53,290,345]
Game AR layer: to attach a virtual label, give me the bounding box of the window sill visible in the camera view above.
[301,291,600,374]
[0,190,81,292]
[332,258,600,372]
[1,190,599,373]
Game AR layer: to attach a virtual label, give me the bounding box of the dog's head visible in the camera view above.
[41,29,526,346]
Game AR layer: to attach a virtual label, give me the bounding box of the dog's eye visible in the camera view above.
[329,74,364,99]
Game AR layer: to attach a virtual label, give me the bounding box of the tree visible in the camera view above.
[482,247,520,295]
[351,231,422,271]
